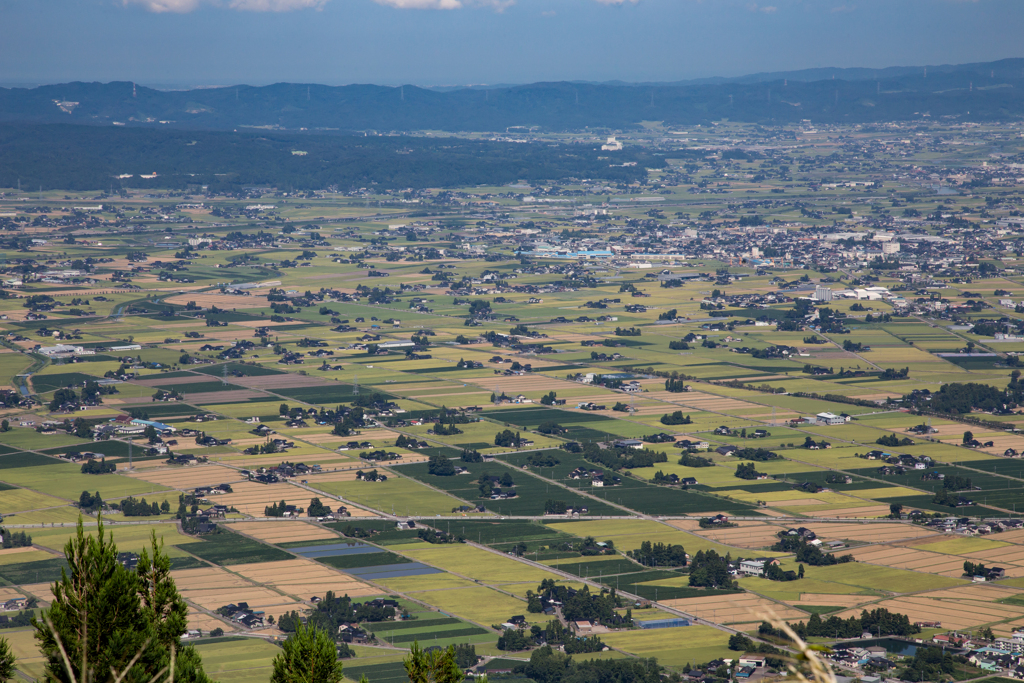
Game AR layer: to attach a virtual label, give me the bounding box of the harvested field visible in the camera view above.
[834,595,1024,631]
[22,582,55,605]
[126,464,245,490]
[804,504,891,518]
[187,607,229,633]
[683,521,784,550]
[226,521,339,544]
[847,545,968,577]
[643,391,761,413]
[164,293,269,309]
[213,482,318,516]
[0,547,49,561]
[228,559,379,598]
[808,522,939,544]
[660,593,807,624]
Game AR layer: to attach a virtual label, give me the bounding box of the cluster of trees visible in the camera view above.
[664,378,688,393]
[668,340,690,350]
[734,462,766,480]
[78,490,104,513]
[539,391,559,405]
[265,500,301,517]
[479,472,515,498]
[530,580,631,626]
[776,608,921,640]
[579,441,666,471]
[519,646,662,683]
[461,449,484,463]
[116,496,169,517]
[659,411,691,425]
[688,550,736,589]
[544,500,568,514]
[0,529,31,548]
[903,381,1009,414]
[528,452,559,467]
[678,452,714,467]
[727,633,785,666]
[627,541,687,567]
[432,422,463,436]
[494,429,524,448]
[770,534,854,566]
[427,455,457,476]
[80,458,116,474]
[963,560,990,577]
[933,488,972,507]
[308,498,331,517]
[417,528,464,544]
[537,421,566,435]
[943,475,973,490]
[282,591,397,635]
[733,448,781,461]
[614,327,641,337]
[876,434,914,447]
[880,367,910,380]
[899,646,967,682]
[501,620,606,653]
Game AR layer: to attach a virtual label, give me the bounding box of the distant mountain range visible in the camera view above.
[2,58,1023,133]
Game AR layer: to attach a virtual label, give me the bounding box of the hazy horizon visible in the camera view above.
[1,0,1021,87]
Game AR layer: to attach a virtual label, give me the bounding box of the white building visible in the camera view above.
[37,344,94,358]
[814,286,833,302]
[816,412,846,426]
[601,137,623,151]
[881,241,900,255]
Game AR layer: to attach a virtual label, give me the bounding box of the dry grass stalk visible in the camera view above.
[753,607,837,683]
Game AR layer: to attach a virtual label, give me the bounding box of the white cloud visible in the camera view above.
[123,0,326,10]
[229,0,328,8]
[373,0,462,7]
[122,0,202,12]
[123,0,509,12]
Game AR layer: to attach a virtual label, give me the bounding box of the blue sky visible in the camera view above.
[1,0,1021,87]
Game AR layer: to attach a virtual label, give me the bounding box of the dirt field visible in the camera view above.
[186,607,229,633]
[848,545,971,577]
[126,464,245,490]
[806,522,939,544]
[643,390,761,413]
[227,559,380,599]
[835,594,1024,632]
[173,566,305,619]
[660,593,807,624]
[21,582,55,605]
[226,521,339,544]
[164,293,269,310]
[677,521,784,550]
[214,482,322,516]
[812,505,892,518]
